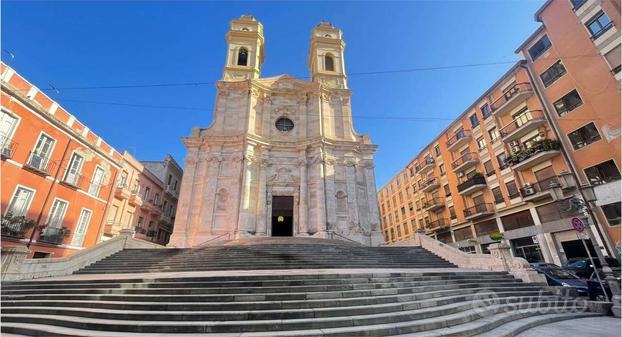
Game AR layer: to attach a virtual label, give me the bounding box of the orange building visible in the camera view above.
[378,0,620,263]
[516,0,621,257]
[1,63,124,258]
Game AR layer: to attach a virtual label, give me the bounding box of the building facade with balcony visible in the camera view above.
[0,63,124,258]
[377,54,616,265]
[516,0,621,257]
[142,154,182,245]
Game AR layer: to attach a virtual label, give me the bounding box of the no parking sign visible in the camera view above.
[571,217,585,233]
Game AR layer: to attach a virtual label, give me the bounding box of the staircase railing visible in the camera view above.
[195,233,231,247]
[327,231,363,245]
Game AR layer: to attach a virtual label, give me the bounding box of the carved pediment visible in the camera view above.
[267,166,299,186]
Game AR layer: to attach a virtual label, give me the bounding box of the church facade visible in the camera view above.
[169,15,382,247]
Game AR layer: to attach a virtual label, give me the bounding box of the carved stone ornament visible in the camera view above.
[267,167,300,185]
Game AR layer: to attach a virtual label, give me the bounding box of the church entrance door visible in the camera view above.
[271,196,293,236]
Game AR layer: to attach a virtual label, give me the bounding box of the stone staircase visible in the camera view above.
[0,238,599,336]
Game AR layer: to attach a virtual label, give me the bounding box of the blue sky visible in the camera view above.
[2,0,544,188]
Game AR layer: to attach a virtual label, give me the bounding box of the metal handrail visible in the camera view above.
[490,82,532,112]
[196,232,232,247]
[327,231,362,245]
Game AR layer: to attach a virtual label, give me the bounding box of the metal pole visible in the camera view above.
[577,232,608,301]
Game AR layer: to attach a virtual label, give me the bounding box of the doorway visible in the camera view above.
[271,196,293,236]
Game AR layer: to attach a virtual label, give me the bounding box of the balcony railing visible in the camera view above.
[457,174,487,194]
[491,83,532,114]
[60,168,84,189]
[134,226,147,234]
[499,110,546,142]
[505,139,561,169]
[24,152,56,176]
[39,226,70,245]
[464,203,494,219]
[1,219,29,238]
[446,130,472,150]
[1,136,17,160]
[419,177,439,192]
[451,152,479,171]
[520,176,561,198]
[429,218,450,230]
[424,197,445,212]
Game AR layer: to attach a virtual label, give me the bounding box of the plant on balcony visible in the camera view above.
[489,231,504,241]
[59,226,71,240]
[505,139,561,166]
[1,213,37,237]
[147,230,157,237]
[470,172,484,180]
[134,226,147,234]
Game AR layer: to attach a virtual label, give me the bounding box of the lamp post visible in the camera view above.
[570,185,620,315]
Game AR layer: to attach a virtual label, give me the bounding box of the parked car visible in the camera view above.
[564,257,621,279]
[587,269,621,301]
[529,262,561,269]
[532,266,588,296]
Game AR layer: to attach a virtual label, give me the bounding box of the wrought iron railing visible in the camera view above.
[39,227,70,245]
[520,176,561,197]
[463,203,494,217]
[491,83,532,112]
[446,130,471,148]
[499,110,544,137]
[457,174,487,193]
[451,152,478,169]
[25,152,56,175]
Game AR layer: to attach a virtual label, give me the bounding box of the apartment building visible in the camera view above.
[1,63,124,258]
[142,155,182,244]
[516,0,621,256]
[378,0,621,263]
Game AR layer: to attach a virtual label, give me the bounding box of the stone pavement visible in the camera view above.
[516,316,621,337]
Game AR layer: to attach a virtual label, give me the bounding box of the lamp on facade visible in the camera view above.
[580,184,597,203]
[557,171,575,189]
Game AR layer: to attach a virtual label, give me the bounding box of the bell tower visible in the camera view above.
[223,15,264,81]
[308,22,348,89]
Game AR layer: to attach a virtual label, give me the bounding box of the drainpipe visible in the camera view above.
[95,167,119,243]
[27,139,72,249]
[520,62,616,256]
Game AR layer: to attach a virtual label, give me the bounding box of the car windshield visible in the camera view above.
[568,260,587,268]
[546,269,577,279]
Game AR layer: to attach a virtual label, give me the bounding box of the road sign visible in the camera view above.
[571,217,585,233]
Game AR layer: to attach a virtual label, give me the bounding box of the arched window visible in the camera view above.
[324,54,335,71]
[237,48,248,66]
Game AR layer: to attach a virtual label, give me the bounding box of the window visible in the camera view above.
[571,0,587,9]
[568,122,601,150]
[484,160,495,177]
[443,184,451,197]
[501,210,534,231]
[540,60,567,87]
[144,186,151,201]
[604,45,621,74]
[324,54,335,71]
[584,160,621,185]
[46,199,68,228]
[505,181,519,199]
[474,219,499,237]
[29,133,55,171]
[480,104,491,119]
[496,153,508,170]
[237,47,248,66]
[401,207,406,216]
[492,187,504,204]
[554,90,583,116]
[0,111,18,147]
[449,206,457,220]
[488,127,499,142]
[434,145,441,157]
[469,114,479,128]
[528,35,552,60]
[6,186,34,217]
[586,11,613,39]
[439,163,446,176]
[71,209,92,246]
[167,174,172,185]
[408,202,414,213]
[63,153,84,186]
[477,137,486,150]
[88,167,105,196]
[275,117,294,132]
[154,193,160,205]
[601,203,621,226]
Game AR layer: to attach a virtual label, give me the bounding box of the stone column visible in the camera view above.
[255,156,268,235]
[236,154,255,236]
[345,159,360,227]
[316,156,327,235]
[362,160,380,232]
[298,154,308,235]
[198,156,221,236]
[169,146,199,247]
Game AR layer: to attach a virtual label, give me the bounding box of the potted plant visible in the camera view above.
[489,231,504,241]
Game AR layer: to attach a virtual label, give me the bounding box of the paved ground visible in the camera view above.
[516,316,621,337]
[13,267,481,282]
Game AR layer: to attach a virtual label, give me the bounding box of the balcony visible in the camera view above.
[463,203,494,220]
[114,184,131,200]
[417,157,435,174]
[520,174,576,202]
[457,173,487,195]
[424,197,445,212]
[506,139,561,171]
[59,169,84,190]
[500,110,547,143]
[1,217,33,239]
[165,185,178,199]
[419,177,440,193]
[446,130,472,152]
[128,193,144,207]
[39,226,70,245]
[491,83,533,116]
[429,218,451,231]
[24,152,56,176]
[451,152,479,172]
[1,136,17,160]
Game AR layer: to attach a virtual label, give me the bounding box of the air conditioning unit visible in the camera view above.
[523,184,535,195]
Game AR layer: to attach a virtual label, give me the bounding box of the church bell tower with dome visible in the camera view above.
[170,15,383,247]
